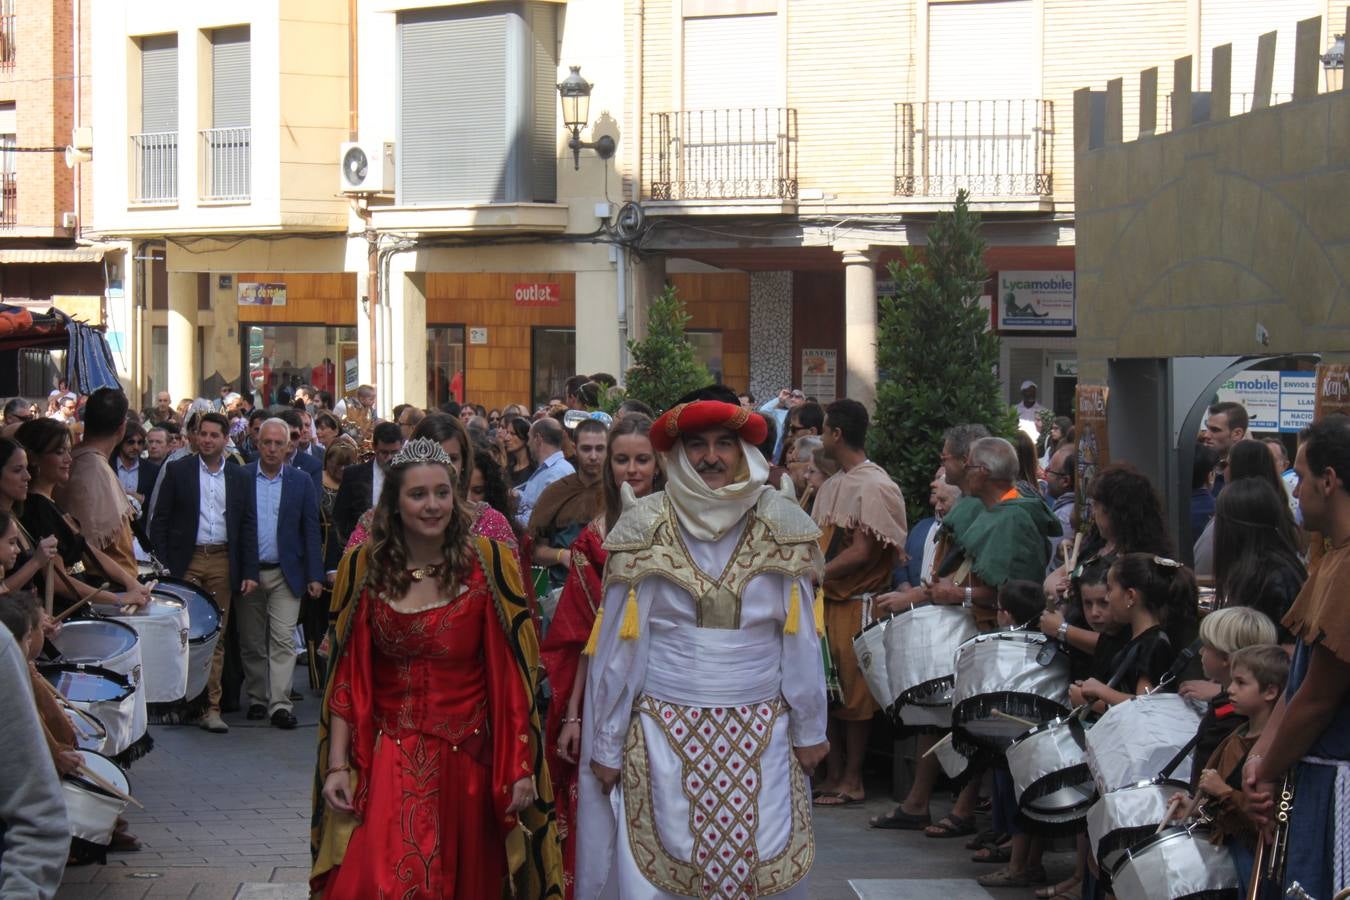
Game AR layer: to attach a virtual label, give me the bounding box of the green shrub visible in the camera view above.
[623,283,712,413]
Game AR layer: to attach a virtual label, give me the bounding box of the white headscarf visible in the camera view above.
[661,438,771,542]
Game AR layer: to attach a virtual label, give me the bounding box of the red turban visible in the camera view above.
[649,400,768,453]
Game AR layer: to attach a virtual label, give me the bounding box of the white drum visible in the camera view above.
[886,603,979,710]
[1110,825,1239,900]
[852,615,896,710]
[146,576,221,705]
[932,734,971,781]
[951,631,1070,751]
[1087,777,1192,873]
[896,701,951,731]
[110,597,189,705]
[1007,716,1097,826]
[63,705,108,753]
[48,620,147,761]
[62,749,130,847]
[1085,693,1202,794]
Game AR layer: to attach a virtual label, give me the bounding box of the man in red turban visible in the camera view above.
[576,400,831,899]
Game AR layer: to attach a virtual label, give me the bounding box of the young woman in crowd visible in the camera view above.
[1195,438,1300,576]
[540,414,660,897]
[0,438,61,596]
[1211,477,1305,644]
[502,416,536,487]
[1039,416,1074,469]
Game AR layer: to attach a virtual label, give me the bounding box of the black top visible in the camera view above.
[1109,625,1175,694]
[1084,629,1130,683]
[508,461,537,489]
[1242,563,1303,644]
[1190,690,1246,787]
[19,492,86,570]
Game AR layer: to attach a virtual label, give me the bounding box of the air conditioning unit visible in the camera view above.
[338,141,394,194]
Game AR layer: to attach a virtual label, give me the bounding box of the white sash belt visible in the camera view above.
[644,623,781,707]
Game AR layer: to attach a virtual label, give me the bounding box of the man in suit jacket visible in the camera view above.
[277,408,323,490]
[111,422,160,554]
[150,412,259,733]
[331,420,404,547]
[238,419,322,729]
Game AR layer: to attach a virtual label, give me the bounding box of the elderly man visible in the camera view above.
[514,417,574,528]
[578,400,829,899]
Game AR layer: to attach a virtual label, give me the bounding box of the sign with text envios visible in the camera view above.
[513,282,561,307]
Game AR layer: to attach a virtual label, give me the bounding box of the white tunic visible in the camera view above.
[576,518,828,900]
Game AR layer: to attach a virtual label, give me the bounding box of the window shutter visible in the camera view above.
[398,6,512,205]
[140,34,178,134]
[528,2,558,203]
[682,14,780,110]
[211,27,250,128]
[928,0,1035,100]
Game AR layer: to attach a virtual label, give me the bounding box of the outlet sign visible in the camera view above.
[513,282,561,307]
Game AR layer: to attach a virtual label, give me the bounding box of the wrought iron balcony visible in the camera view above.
[200,126,251,202]
[0,2,14,68]
[644,108,798,202]
[131,131,178,204]
[0,172,14,228]
[895,99,1053,198]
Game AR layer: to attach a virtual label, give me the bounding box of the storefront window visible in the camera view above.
[426,326,467,409]
[242,325,357,407]
[150,325,168,408]
[687,330,724,385]
[532,327,575,409]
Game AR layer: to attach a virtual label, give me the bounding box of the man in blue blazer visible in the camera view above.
[277,408,323,491]
[149,412,259,733]
[237,418,323,729]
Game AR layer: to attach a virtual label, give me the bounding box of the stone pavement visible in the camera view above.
[56,673,1070,899]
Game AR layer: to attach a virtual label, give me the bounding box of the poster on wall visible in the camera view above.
[339,343,359,394]
[997,271,1075,332]
[1074,384,1109,538]
[801,349,837,403]
[1216,371,1314,433]
[238,282,287,307]
[1314,364,1350,420]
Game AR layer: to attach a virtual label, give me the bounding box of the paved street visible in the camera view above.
[57,675,1071,899]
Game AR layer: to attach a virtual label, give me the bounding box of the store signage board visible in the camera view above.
[1216,371,1314,433]
[801,349,837,403]
[238,282,287,307]
[997,271,1075,332]
[513,282,561,307]
[1314,364,1350,421]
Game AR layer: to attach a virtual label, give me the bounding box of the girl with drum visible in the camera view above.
[542,413,661,896]
[311,438,563,898]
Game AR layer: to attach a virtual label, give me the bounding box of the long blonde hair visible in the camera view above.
[366,460,474,598]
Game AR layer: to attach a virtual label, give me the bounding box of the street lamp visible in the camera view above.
[557,65,616,170]
[1323,33,1344,93]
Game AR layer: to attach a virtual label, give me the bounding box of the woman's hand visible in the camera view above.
[506,776,536,814]
[557,722,581,764]
[1179,679,1221,703]
[40,612,61,640]
[35,535,59,563]
[1078,678,1106,703]
[123,580,153,607]
[1044,567,1070,600]
[322,769,355,813]
[114,590,149,610]
[1069,680,1087,707]
[1040,610,1064,638]
[56,749,83,776]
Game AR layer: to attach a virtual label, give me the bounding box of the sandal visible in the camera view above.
[869,807,931,830]
[966,829,1008,851]
[923,814,976,838]
[971,842,1012,864]
[813,791,864,807]
[977,868,1033,888]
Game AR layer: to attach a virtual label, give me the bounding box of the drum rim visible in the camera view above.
[107,595,186,615]
[1011,713,1086,745]
[53,616,140,638]
[851,613,896,641]
[1109,824,1214,877]
[37,662,134,700]
[1019,762,1098,814]
[144,575,223,642]
[64,749,128,799]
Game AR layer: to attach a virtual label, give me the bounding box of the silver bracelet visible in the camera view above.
[1057,621,1070,641]
[962,586,973,609]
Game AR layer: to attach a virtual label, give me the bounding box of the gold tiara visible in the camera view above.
[390,437,452,470]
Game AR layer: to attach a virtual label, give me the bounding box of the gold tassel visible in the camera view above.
[784,582,801,635]
[813,586,826,637]
[618,584,640,640]
[582,606,604,657]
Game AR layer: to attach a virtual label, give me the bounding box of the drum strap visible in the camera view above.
[1158,731,1202,780]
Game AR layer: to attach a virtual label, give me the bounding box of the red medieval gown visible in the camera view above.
[538,519,606,897]
[322,558,534,900]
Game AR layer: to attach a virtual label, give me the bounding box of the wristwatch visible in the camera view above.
[962,586,973,609]
[1057,621,1070,642]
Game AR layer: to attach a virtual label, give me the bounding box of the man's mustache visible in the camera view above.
[695,459,727,473]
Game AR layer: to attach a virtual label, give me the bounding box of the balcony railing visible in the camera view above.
[0,172,14,228]
[895,99,1053,198]
[131,131,178,204]
[644,108,798,201]
[200,126,251,202]
[0,4,14,68]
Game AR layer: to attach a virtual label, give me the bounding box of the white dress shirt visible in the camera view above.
[196,457,228,545]
[371,461,385,510]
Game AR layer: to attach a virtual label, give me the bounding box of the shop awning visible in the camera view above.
[0,247,108,264]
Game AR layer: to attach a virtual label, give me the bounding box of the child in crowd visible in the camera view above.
[977,580,1050,888]
[1181,606,1279,786]
[1076,553,1197,706]
[1192,644,1288,888]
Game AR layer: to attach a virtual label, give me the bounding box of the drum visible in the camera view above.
[63,705,108,753]
[932,733,971,781]
[896,701,951,731]
[144,575,221,704]
[62,749,129,848]
[1007,716,1097,826]
[852,614,896,710]
[1084,693,1203,794]
[885,603,979,709]
[47,620,147,761]
[1086,777,1191,873]
[110,596,190,705]
[1110,825,1239,900]
[951,631,1070,751]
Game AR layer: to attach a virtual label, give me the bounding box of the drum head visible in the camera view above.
[38,664,132,703]
[64,707,107,750]
[145,576,220,642]
[50,619,139,664]
[65,749,129,798]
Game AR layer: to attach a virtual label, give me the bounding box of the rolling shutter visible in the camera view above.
[928,0,1035,100]
[140,34,178,134]
[398,6,511,205]
[682,14,781,110]
[529,2,557,203]
[211,27,251,128]
[1198,0,1320,102]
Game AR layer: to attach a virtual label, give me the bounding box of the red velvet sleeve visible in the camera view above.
[328,590,376,815]
[482,584,534,830]
[539,526,604,711]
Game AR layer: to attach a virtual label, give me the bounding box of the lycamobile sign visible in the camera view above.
[997,270,1075,333]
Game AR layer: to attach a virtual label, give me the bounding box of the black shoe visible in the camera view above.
[246,704,266,720]
[271,709,298,730]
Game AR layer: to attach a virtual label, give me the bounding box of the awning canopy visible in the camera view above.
[0,247,108,264]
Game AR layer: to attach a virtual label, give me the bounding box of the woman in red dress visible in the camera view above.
[311,437,562,898]
[540,414,661,895]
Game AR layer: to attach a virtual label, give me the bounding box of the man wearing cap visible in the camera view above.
[1013,379,1049,441]
[577,400,829,900]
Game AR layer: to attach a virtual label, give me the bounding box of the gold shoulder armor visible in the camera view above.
[756,489,822,545]
[602,492,669,552]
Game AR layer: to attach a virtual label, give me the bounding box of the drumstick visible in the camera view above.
[52,597,92,623]
[1066,533,1083,574]
[991,709,1037,728]
[76,764,143,809]
[1155,792,1187,833]
[43,560,54,615]
[922,732,954,758]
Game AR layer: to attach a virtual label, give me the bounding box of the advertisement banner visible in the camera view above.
[1314,364,1350,421]
[997,271,1075,332]
[513,282,561,307]
[1216,370,1315,433]
[1075,385,1109,532]
[801,349,837,404]
[238,282,287,307]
